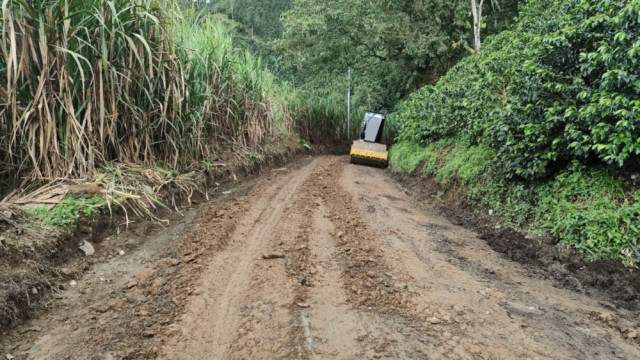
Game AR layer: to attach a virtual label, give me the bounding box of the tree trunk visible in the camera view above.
[471,0,484,53]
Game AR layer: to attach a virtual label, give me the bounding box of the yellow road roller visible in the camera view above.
[349,112,388,167]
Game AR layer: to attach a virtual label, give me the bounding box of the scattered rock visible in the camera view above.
[297,302,310,308]
[79,240,95,256]
[337,231,345,238]
[148,278,166,295]
[428,317,441,324]
[126,280,139,289]
[628,330,638,339]
[135,268,155,282]
[19,326,42,334]
[142,330,155,338]
[118,250,125,256]
[69,280,78,287]
[95,304,112,313]
[599,311,616,323]
[262,253,285,260]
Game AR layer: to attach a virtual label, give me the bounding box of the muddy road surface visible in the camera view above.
[2,156,640,359]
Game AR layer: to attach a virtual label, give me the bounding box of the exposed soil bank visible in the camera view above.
[395,172,640,312]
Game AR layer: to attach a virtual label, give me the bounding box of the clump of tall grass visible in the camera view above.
[0,0,290,182]
[289,89,361,144]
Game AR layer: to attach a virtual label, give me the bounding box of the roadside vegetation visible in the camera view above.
[0,0,329,227]
[390,0,640,263]
[2,0,639,266]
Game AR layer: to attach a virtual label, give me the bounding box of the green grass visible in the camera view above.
[27,196,106,228]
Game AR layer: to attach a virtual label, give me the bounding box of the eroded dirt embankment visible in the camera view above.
[396,173,640,312]
[2,156,639,359]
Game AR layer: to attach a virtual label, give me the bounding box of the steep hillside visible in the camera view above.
[391,0,640,263]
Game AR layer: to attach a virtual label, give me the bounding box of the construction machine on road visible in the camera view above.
[349,112,388,167]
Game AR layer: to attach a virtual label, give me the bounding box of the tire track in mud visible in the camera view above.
[161,159,318,359]
[6,156,640,359]
[165,156,640,359]
[339,160,640,360]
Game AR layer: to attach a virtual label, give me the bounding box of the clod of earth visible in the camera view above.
[79,241,95,256]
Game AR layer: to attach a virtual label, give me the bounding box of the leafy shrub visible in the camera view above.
[533,165,640,260]
[28,196,105,228]
[395,0,640,180]
[393,139,640,261]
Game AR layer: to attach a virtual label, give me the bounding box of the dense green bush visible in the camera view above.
[396,0,640,180]
[392,0,640,262]
[391,139,640,261]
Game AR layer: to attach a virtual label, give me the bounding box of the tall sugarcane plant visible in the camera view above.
[0,0,286,181]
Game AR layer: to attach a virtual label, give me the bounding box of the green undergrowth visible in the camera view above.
[390,139,640,265]
[27,196,106,229]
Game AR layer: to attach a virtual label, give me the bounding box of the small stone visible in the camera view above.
[170,259,180,267]
[628,330,638,339]
[95,304,112,313]
[148,278,166,295]
[297,302,310,308]
[337,231,344,238]
[429,317,441,324]
[32,287,38,295]
[599,311,615,323]
[118,250,125,256]
[69,280,78,286]
[18,326,42,334]
[262,253,285,260]
[107,298,128,310]
[79,240,95,256]
[142,330,155,338]
[135,268,154,282]
[126,280,139,289]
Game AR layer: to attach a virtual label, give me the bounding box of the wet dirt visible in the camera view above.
[2,156,640,359]
[399,174,640,312]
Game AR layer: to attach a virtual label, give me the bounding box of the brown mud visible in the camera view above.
[1,156,639,359]
[0,144,300,334]
[397,174,640,312]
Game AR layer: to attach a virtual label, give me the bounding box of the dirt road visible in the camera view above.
[2,156,640,359]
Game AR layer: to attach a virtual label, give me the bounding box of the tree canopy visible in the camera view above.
[276,0,521,110]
